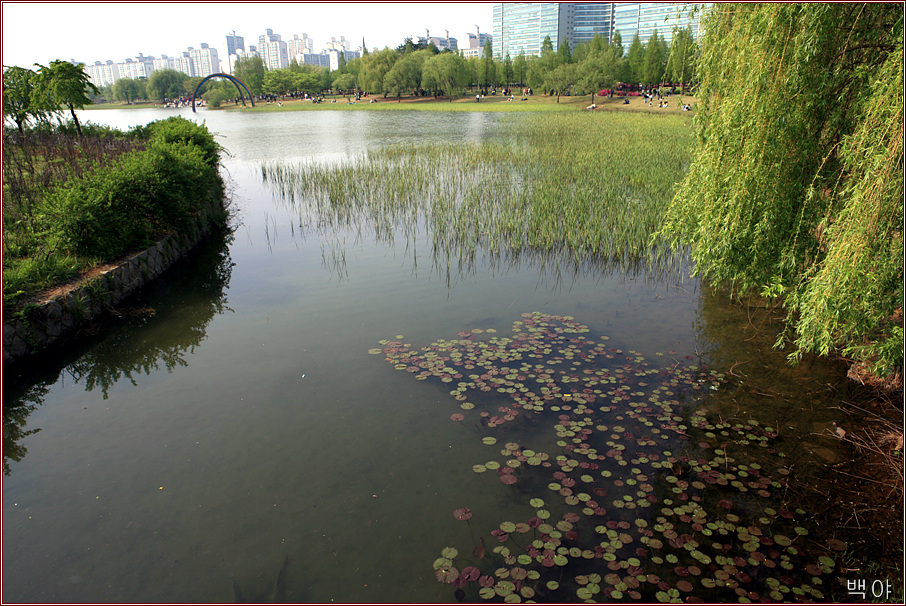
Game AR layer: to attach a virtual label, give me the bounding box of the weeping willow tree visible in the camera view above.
[660,3,903,379]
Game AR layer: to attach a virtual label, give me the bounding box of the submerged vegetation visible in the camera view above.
[660,3,904,380]
[262,112,693,279]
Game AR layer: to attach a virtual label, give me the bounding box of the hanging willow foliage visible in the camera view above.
[660,3,903,377]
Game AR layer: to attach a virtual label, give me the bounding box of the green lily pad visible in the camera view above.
[441,547,458,559]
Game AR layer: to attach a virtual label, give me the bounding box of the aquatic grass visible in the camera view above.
[260,112,694,281]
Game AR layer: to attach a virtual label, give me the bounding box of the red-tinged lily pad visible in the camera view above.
[450,413,465,421]
[436,566,459,583]
[491,529,509,542]
[827,538,847,551]
[478,575,495,588]
[676,580,693,592]
[453,507,472,521]
[462,566,481,581]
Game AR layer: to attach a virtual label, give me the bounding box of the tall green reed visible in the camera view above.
[261,112,694,281]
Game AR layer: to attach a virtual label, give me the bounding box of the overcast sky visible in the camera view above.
[1,2,494,68]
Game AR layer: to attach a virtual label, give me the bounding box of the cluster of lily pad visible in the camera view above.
[370,313,846,603]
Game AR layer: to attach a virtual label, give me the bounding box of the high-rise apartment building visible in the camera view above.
[119,54,154,80]
[462,32,493,58]
[299,53,330,69]
[174,51,196,77]
[226,31,245,56]
[258,28,289,70]
[189,43,221,76]
[288,33,315,60]
[85,61,121,87]
[323,36,351,53]
[418,35,459,52]
[492,2,708,58]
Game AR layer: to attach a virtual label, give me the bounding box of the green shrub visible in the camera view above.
[3,116,223,305]
[131,116,220,165]
[39,141,216,259]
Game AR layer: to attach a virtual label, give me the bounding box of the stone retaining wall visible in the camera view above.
[3,192,226,366]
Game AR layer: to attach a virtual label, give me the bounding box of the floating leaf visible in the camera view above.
[453,507,473,521]
[478,587,495,599]
[436,566,459,583]
[826,538,847,551]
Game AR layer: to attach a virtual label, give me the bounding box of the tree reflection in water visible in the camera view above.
[2,227,235,474]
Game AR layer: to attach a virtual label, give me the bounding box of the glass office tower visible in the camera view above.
[492,3,708,58]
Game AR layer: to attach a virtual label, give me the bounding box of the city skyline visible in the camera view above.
[1,2,494,69]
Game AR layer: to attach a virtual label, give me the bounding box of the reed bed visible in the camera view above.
[261,112,693,279]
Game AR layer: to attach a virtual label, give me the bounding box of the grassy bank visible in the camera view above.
[242,92,696,114]
[83,100,161,110]
[2,117,223,309]
[87,92,696,115]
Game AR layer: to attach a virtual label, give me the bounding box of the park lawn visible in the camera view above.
[87,92,697,115]
[239,92,697,114]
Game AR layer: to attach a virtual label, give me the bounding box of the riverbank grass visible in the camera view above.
[2,117,222,309]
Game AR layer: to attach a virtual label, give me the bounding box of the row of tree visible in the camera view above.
[5,25,697,117]
[293,27,697,101]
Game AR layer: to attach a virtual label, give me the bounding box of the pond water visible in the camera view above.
[3,108,864,603]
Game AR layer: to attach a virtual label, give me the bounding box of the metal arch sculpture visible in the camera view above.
[191,73,255,112]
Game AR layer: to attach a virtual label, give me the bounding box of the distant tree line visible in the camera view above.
[4,26,698,116]
[331,28,697,101]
